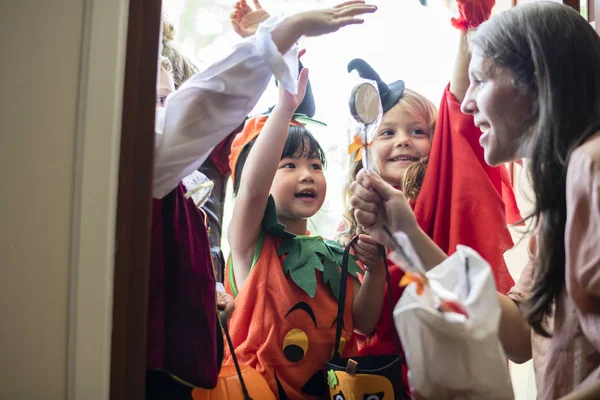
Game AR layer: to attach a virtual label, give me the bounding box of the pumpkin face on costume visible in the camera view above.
[191,365,275,400]
[328,371,394,400]
[272,300,351,398]
[224,228,359,399]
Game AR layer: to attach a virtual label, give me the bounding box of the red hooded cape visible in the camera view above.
[413,84,518,293]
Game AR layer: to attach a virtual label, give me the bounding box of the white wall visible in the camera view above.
[0,0,128,398]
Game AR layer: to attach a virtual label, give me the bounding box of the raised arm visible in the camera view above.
[153,14,299,199]
[153,2,376,198]
[449,31,469,103]
[228,70,309,290]
[448,0,495,102]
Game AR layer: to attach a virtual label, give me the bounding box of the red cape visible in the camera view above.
[413,85,517,293]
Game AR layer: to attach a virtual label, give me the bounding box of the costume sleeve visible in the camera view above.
[566,144,600,302]
[565,138,600,371]
[153,15,299,199]
[507,236,536,305]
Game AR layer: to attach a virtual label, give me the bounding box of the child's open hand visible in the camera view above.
[277,67,309,113]
[230,0,270,38]
[352,233,385,275]
[292,1,377,37]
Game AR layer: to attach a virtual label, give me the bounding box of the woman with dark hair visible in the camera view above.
[349,2,600,398]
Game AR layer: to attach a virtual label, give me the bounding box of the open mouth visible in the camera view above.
[389,155,419,162]
[477,122,491,134]
[295,188,317,200]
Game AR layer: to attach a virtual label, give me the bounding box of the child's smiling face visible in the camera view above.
[371,106,432,187]
[270,153,327,225]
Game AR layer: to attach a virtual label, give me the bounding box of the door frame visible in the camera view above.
[109,0,162,399]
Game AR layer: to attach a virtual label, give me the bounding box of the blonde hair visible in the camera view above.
[161,13,199,87]
[336,89,437,246]
[160,56,173,74]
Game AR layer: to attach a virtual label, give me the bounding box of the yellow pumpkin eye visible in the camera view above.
[283,328,309,362]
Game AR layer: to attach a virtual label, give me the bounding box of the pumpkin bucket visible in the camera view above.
[191,365,275,400]
[326,238,409,400]
[191,312,275,400]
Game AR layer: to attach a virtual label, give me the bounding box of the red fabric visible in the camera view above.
[209,129,238,177]
[147,183,218,388]
[450,0,495,32]
[414,85,515,294]
[357,86,517,382]
[500,164,524,225]
[357,86,518,391]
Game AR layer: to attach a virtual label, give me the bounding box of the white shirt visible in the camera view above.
[153,15,299,199]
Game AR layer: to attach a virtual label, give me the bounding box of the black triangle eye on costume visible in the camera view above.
[333,390,346,400]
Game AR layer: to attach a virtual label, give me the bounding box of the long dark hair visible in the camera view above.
[469,2,600,336]
[233,125,326,196]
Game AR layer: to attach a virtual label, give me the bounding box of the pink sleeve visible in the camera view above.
[566,138,600,355]
[507,235,537,304]
[566,143,600,305]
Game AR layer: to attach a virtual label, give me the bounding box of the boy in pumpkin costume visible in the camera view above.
[224,47,390,400]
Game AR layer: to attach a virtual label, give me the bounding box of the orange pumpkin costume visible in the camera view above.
[224,200,360,400]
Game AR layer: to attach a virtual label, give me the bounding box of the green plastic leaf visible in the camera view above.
[262,196,294,239]
[292,113,328,127]
[275,228,363,301]
[327,370,338,389]
[280,237,324,298]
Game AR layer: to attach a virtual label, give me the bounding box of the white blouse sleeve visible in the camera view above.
[153,15,299,199]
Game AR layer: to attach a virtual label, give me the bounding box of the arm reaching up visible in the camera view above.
[228,69,310,291]
[449,0,495,101]
[154,2,376,198]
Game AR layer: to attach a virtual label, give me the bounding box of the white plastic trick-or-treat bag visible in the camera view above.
[392,242,513,399]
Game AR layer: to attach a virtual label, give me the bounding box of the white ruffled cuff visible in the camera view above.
[255,14,299,94]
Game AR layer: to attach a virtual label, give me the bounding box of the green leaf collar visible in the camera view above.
[263,196,363,301]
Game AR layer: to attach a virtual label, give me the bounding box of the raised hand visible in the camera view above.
[451,0,495,31]
[277,68,310,113]
[230,0,270,38]
[292,1,377,37]
[270,1,376,57]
